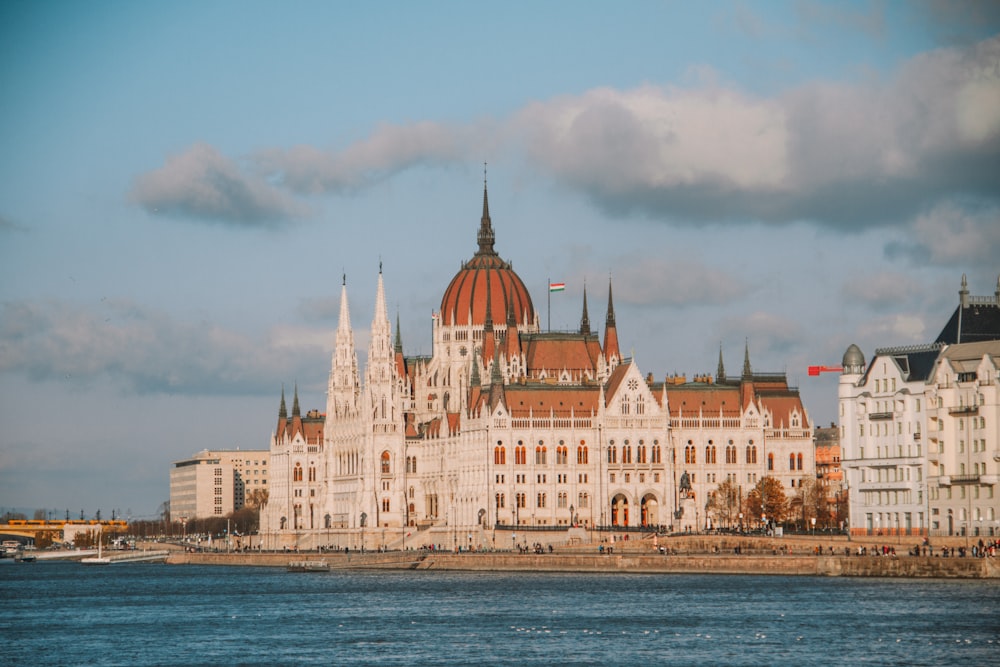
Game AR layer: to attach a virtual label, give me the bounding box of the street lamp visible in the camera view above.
[569,505,575,527]
[512,533,516,553]
[738,513,743,533]
[811,517,816,536]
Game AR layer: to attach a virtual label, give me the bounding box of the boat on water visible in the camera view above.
[14,551,37,563]
[287,560,330,572]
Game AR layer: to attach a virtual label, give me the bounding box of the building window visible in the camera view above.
[577,444,589,464]
[494,446,506,465]
[535,445,547,465]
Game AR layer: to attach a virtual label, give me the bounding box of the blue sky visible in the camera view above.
[2,1,999,519]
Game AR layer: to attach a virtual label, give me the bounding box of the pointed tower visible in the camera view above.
[482,269,496,368]
[276,384,288,436]
[580,285,591,335]
[603,277,621,370]
[327,274,361,420]
[290,383,303,437]
[366,265,398,427]
[505,298,522,376]
[716,344,726,383]
[742,339,752,379]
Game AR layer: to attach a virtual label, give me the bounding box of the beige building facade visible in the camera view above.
[170,449,269,520]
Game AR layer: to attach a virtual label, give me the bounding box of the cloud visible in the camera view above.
[513,34,1000,227]
[608,252,750,307]
[717,311,804,357]
[256,120,487,194]
[130,143,309,226]
[856,313,929,344]
[131,35,1000,233]
[841,270,926,308]
[0,299,327,395]
[0,213,28,233]
[883,199,1000,266]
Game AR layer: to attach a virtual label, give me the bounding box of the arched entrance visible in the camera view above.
[611,494,629,527]
[640,494,658,527]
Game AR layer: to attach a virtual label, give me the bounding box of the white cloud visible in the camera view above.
[130,35,1000,231]
[0,299,328,396]
[130,143,309,226]
[607,252,750,307]
[884,200,1000,266]
[841,271,925,308]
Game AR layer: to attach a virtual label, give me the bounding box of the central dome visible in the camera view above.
[439,185,536,328]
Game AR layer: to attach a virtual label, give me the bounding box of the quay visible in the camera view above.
[160,534,1000,579]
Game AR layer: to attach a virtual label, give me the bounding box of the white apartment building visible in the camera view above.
[926,341,1000,538]
[839,275,1000,539]
[839,343,938,538]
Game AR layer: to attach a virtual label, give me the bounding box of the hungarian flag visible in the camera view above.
[549,282,565,292]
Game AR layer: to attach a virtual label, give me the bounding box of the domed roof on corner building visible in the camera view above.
[842,343,865,373]
[439,183,536,328]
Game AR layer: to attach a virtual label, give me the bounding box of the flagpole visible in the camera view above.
[547,277,550,332]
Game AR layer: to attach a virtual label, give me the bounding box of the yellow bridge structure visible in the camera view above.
[1,519,128,541]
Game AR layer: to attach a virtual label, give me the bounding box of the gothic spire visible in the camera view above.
[292,383,301,417]
[580,284,591,335]
[603,276,620,365]
[742,339,752,379]
[605,277,616,328]
[394,311,403,354]
[279,384,287,419]
[477,165,496,256]
[717,343,725,382]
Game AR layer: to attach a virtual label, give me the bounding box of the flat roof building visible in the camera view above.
[170,449,269,521]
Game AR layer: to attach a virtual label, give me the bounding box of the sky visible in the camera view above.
[2,1,999,520]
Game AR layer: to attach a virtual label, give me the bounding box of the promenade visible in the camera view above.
[160,534,1000,579]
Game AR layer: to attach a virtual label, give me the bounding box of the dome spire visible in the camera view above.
[477,162,496,256]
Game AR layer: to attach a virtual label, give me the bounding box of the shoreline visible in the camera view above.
[162,545,1000,579]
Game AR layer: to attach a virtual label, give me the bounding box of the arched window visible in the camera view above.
[685,445,696,464]
[706,445,716,464]
[789,453,796,471]
[577,444,589,465]
[293,463,303,482]
[637,444,647,464]
[381,451,391,474]
[623,445,632,464]
[608,446,617,464]
[652,445,661,464]
[797,453,804,470]
[767,453,774,470]
[535,445,547,465]
[746,446,757,464]
[556,445,568,465]
[515,446,526,465]
[494,445,506,465]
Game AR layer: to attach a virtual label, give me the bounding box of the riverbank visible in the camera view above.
[160,534,1000,578]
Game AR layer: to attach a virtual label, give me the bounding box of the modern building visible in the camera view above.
[260,183,814,550]
[169,449,270,521]
[839,275,1000,538]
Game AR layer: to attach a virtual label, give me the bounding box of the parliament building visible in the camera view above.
[260,184,814,550]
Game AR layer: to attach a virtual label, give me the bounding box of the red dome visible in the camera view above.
[440,253,535,327]
[439,184,536,327]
